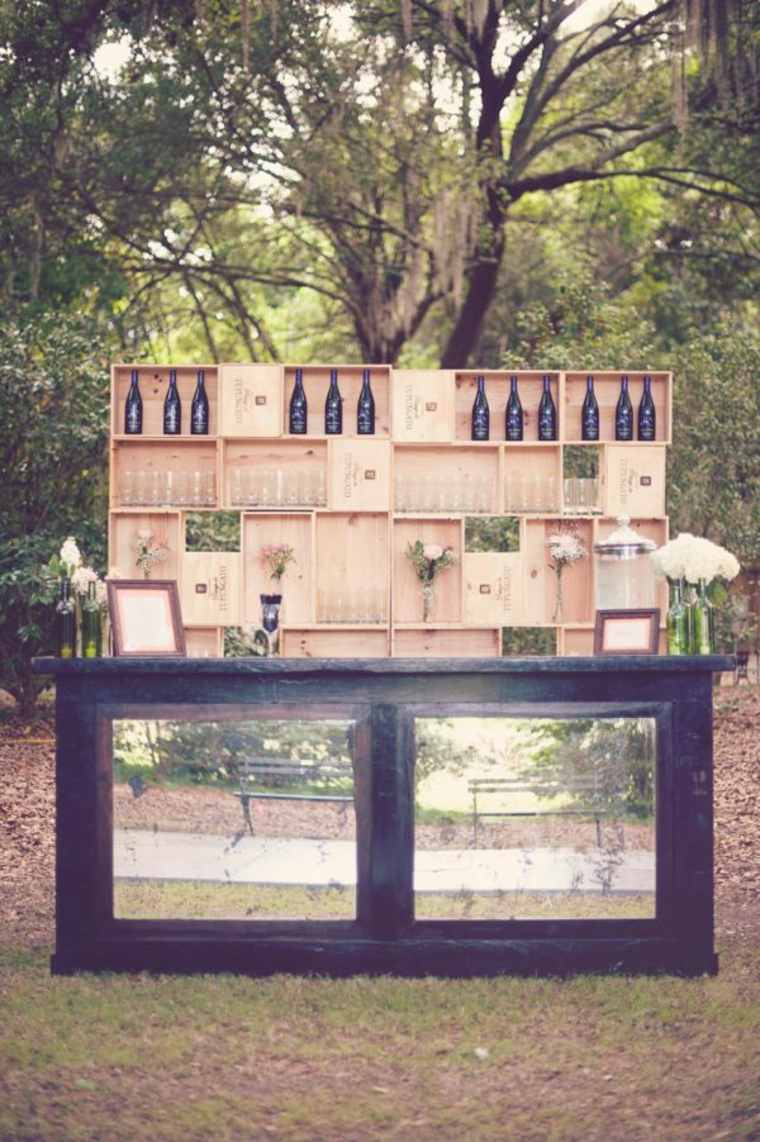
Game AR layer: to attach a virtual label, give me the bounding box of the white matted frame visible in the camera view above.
[107,580,186,657]
[593,609,660,656]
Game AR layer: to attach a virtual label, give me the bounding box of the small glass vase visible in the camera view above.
[56,577,77,659]
[689,579,715,655]
[81,582,102,658]
[422,581,435,622]
[260,593,282,656]
[552,570,564,625]
[666,579,689,655]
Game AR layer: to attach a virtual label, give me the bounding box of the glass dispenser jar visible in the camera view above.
[593,517,656,610]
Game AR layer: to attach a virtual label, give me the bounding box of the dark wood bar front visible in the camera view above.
[34,655,731,978]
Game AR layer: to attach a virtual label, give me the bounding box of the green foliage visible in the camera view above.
[501,628,557,657]
[465,517,519,553]
[0,310,110,713]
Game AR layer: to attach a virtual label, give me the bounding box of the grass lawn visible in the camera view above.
[1,931,759,1141]
[114,879,654,922]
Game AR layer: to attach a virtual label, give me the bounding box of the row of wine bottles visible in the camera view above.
[471,375,557,441]
[289,367,375,435]
[124,369,210,435]
[470,374,657,441]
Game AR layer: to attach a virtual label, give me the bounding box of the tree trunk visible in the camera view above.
[440,230,505,368]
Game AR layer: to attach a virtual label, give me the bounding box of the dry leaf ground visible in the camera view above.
[0,686,758,1141]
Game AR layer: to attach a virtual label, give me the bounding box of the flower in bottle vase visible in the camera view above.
[256,544,296,656]
[405,541,456,623]
[81,580,102,658]
[546,529,587,625]
[651,533,740,655]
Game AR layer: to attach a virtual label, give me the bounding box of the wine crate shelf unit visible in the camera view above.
[109,364,672,658]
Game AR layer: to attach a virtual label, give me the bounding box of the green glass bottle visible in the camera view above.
[56,578,76,659]
[690,579,715,655]
[666,579,689,655]
[82,580,101,658]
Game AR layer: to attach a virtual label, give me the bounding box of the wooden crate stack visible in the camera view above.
[109,363,671,657]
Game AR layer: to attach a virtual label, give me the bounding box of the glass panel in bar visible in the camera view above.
[414,716,656,921]
[112,713,358,921]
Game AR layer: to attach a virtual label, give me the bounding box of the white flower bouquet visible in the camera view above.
[651,533,740,586]
[135,529,168,579]
[546,529,587,624]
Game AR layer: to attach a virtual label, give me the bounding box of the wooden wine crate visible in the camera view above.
[221,438,327,510]
[315,513,390,625]
[282,627,389,658]
[242,512,314,626]
[392,627,500,658]
[455,370,561,443]
[604,445,666,518]
[392,517,463,624]
[521,518,595,626]
[185,627,223,658]
[391,370,455,442]
[111,364,218,438]
[110,439,219,511]
[283,364,392,438]
[462,552,525,625]
[328,438,391,511]
[108,511,182,583]
[393,444,500,515]
[218,364,283,438]
[563,371,672,444]
[180,551,241,626]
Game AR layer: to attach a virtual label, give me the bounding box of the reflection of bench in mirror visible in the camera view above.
[469,777,610,848]
[235,756,355,835]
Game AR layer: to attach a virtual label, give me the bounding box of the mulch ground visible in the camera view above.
[1,685,759,949]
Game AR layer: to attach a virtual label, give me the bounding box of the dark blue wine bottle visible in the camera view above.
[163,368,181,435]
[191,368,210,435]
[289,367,308,434]
[638,374,656,441]
[505,376,523,441]
[581,375,599,441]
[471,375,489,441]
[615,375,633,441]
[537,375,557,441]
[325,369,342,434]
[357,368,375,434]
[124,369,143,434]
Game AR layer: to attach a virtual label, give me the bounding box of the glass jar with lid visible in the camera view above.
[593,516,656,610]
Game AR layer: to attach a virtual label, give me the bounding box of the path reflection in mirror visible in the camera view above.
[414,716,656,921]
[112,717,357,921]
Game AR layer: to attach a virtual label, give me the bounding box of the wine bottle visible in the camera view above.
[325,368,342,434]
[581,375,599,441]
[638,374,656,441]
[615,374,633,441]
[505,375,523,441]
[537,375,557,441]
[124,369,143,434]
[471,375,490,441]
[191,368,210,435]
[82,580,101,659]
[163,368,182,435]
[56,578,76,659]
[357,368,375,435]
[289,367,308,434]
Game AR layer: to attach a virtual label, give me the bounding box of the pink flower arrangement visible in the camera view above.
[260,543,296,582]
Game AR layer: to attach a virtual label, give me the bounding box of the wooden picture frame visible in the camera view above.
[594,609,660,656]
[107,580,186,657]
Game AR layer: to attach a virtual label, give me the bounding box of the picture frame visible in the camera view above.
[107,580,186,657]
[593,608,661,656]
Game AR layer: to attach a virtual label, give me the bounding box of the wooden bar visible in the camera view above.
[34,654,729,979]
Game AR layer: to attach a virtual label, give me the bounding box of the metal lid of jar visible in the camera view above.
[593,516,656,560]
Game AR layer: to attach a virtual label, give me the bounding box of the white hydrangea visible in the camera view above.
[651,533,740,585]
[60,537,82,573]
[71,565,98,595]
